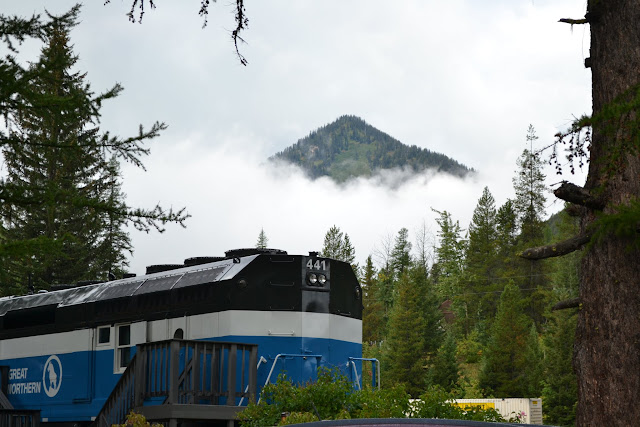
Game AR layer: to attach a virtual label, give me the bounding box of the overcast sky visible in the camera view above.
[2,0,592,275]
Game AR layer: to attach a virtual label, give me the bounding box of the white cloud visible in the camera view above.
[122,137,516,275]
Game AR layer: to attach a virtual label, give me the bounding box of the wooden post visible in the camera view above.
[134,346,144,407]
[213,344,221,404]
[248,345,258,403]
[227,344,237,405]
[169,340,180,404]
[191,342,201,403]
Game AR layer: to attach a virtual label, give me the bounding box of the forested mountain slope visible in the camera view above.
[271,115,473,183]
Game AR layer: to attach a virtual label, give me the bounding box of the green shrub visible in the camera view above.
[349,385,411,419]
[237,368,410,426]
[116,411,162,427]
[279,412,319,425]
[237,371,505,426]
[412,386,506,422]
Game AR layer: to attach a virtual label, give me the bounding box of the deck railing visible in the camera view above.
[94,339,258,427]
[0,410,41,427]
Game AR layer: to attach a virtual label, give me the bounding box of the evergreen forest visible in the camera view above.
[314,127,579,426]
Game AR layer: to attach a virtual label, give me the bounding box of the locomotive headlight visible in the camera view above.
[318,274,327,285]
[308,273,318,285]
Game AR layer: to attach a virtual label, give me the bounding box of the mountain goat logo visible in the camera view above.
[42,355,62,397]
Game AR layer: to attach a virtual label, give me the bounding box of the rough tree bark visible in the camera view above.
[574,1,640,424]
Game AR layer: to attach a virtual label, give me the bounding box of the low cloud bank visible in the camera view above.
[123,140,514,275]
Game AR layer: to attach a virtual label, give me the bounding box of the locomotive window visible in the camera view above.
[116,324,132,371]
[97,326,111,345]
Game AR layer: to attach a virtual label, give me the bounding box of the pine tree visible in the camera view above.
[341,233,358,275]
[410,260,445,361]
[375,264,395,335]
[522,323,543,397]
[390,227,412,275]
[320,225,358,274]
[512,128,548,325]
[431,209,465,301]
[362,255,385,344]
[495,200,518,261]
[256,228,269,249]
[0,7,188,292]
[479,283,540,397]
[430,330,461,392]
[513,125,546,242]
[466,187,498,272]
[384,270,426,397]
[321,225,344,259]
[2,22,131,288]
[461,187,499,337]
[341,233,356,264]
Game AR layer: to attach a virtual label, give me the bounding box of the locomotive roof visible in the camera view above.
[0,254,260,317]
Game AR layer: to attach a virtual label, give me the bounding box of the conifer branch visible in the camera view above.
[520,232,592,260]
[559,18,589,25]
[554,182,604,211]
[0,13,45,51]
[0,121,163,170]
[127,205,190,233]
[0,5,80,51]
[552,297,581,311]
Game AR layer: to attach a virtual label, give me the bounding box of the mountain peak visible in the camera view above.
[271,116,473,183]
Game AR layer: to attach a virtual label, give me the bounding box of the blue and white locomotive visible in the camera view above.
[0,248,363,424]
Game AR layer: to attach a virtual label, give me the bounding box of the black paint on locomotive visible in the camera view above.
[0,249,362,341]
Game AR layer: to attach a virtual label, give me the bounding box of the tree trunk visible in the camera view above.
[575,1,640,424]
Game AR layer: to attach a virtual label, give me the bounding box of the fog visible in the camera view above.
[122,135,573,275]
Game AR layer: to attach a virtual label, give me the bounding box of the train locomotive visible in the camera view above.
[0,248,363,424]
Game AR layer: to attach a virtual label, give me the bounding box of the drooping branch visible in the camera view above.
[520,232,592,260]
[105,1,250,66]
[541,116,591,175]
[231,0,249,66]
[554,182,605,211]
[552,297,581,311]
